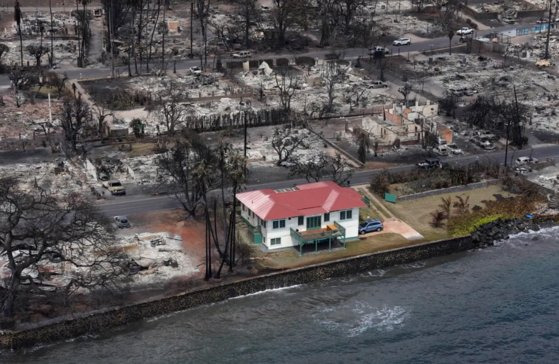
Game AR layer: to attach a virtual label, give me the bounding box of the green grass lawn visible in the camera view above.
[377,183,515,240]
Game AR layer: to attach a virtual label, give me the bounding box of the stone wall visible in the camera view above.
[398,179,500,201]
[0,236,473,350]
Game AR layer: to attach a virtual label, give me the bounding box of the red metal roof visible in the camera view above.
[236,181,366,221]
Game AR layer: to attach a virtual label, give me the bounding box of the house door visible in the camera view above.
[306,216,321,230]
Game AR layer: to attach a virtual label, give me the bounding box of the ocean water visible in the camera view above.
[4,227,559,364]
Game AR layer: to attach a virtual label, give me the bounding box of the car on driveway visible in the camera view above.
[114,216,131,228]
[359,219,384,234]
[456,27,474,36]
[392,37,411,46]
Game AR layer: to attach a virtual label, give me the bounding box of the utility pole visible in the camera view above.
[505,85,520,167]
[109,0,115,78]
[190,1,193,58]
[49,0,54,68]
[544,0,557,59]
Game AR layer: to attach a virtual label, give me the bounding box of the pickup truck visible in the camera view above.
[102,180,126,195]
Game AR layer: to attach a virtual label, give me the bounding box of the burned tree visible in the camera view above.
[289,152,353,184]
[275,67,298,116]
[0,178,124,321]
[14,1,23,67]
[271,0,299,48]
[238,0,259,49]
[322,61,348,113]
[355,128,370,163]
[26,45,50,68]
[289,153,329,182]
[196,0,211,69]
[337,0,365,35]
[60,97,91,153]
[158,134,213,217]
[156,88,186,135]
[0,44,9,68]
[271,127,309,166]
[398,82,412,107]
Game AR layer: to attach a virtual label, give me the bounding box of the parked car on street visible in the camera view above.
[417,158,442,169]
[359,219,384,234]
[114,216,131,228]
[479,140,495,150]
[456,27,474,36]
[189,66,202,75]
[447,143,464,155]
[369,80,388,88]
[231,50,251,58]
[515,156,538,165]
[433,145,449,156]
[392,37,411,46]
[369,46,390,55]
[102,180,126,195]
[514,166,532,175]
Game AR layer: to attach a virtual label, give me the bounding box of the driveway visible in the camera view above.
[360,218,424,241]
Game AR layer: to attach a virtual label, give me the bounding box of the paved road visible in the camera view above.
[0,21,519,88]
[96,144,559,217]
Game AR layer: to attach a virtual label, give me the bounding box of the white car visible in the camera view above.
[456,27,474,36]
[392,38,411,46]
[447,143,464,155]
[231,50,251,58]
[189,66,202,75]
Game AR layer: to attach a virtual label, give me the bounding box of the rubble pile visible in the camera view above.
[0,93,62,144]
[229,127,324,167]
[115,232,198,286]
[529,166,559,193]
[375,14,441,37]
[236,62,398,117]
[0,158,92,195]
[90,154,170,186]
[405,54,559,133]
[0,39,79,66]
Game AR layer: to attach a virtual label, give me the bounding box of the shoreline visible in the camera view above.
[1,216,557,350]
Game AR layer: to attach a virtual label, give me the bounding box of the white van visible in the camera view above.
[231,50,251,58]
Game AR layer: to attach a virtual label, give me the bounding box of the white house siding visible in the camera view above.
[259,208,360,250]
[262,215,300,249]
[335,208,360,240]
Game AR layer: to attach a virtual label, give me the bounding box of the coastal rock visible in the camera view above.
[471,216,558,248]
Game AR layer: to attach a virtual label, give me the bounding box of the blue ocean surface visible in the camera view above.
[4,227,559,364]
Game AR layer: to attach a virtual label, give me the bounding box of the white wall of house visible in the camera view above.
[241,205,360,250]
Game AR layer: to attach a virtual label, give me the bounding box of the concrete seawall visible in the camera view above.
[0,236,473,350]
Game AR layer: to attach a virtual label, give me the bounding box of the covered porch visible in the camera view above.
[290,222,346,255]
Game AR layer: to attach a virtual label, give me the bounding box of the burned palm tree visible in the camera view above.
[14,1,23,67]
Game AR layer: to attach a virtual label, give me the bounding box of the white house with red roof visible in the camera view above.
[236,181,365,252]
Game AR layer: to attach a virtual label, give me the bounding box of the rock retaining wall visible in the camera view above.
[0,236,473,350]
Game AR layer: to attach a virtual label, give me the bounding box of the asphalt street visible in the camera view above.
[0,22,518,89]
[97,144,559,217]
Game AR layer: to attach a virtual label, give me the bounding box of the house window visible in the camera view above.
[306,216,321,230]
[260,219,266,227]
[324,213,330,222]
[242,204,245,211]
[340,209,353,220]
[270,237,281,245]
[272,219,285,229]
[298,216,304,225]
